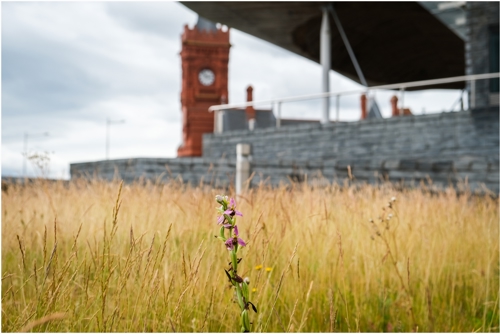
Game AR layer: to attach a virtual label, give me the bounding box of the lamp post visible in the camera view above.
[23,132,49,178]
[106,118,125,160]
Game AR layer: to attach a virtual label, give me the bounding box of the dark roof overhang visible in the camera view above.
[180,2,465,90]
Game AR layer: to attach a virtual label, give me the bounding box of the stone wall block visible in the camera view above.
[383,160,400,170]
[417,161,433,172]
[350,170,379,180]
[486,172,499,183]
[432,161,453,172]
[488,161,499,171]
[471,160,489,171]
[399,159,418,170]
[335,159,354,170]
[323,160,337,168]
[387,170,414,181]
[454,171,489,182]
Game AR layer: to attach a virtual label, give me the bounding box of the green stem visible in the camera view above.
[235,283,245,311]
[231,250,238,276]
[231,247,249,332]
[231,249,245,310]
[226,223,251,332]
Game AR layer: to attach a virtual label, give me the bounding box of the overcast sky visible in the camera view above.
[1,1,465,179]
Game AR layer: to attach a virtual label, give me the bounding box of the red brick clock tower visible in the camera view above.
[177,18,230,157]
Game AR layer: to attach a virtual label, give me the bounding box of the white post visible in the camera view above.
[236,143,251,195]
[248,118,255,131]
[320,7,331,124]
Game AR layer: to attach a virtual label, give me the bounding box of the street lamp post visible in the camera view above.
[23,132,49,178]
[106,118,125,160]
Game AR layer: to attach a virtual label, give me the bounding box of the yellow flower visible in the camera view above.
[265,267,272,272]
[252,288,257,292]
[255,264,263,270]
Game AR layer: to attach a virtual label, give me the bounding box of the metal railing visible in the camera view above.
[209,72,500,133]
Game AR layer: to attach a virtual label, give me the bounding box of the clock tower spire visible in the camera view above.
[177,17,230,157]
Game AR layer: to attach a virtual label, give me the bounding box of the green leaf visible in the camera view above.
[219,226,226,240]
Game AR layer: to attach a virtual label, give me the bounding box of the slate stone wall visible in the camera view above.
[70,157,236,188]
[71,108,499,193]
[202,107,499,193]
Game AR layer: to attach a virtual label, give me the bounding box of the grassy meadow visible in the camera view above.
[2,179,499,332]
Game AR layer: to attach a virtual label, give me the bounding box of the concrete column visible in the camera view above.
[236,143,251,195]
[215,110,225,133]
[320,7,331,124]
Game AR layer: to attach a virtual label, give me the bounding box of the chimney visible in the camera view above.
[390,95,399,116]
[220,94,227,104]
[245,86,256,120]
[360,94,367,119]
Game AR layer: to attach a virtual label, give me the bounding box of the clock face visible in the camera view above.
[198,69,215,86]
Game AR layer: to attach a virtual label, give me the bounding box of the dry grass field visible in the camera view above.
[2,179,498,332]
